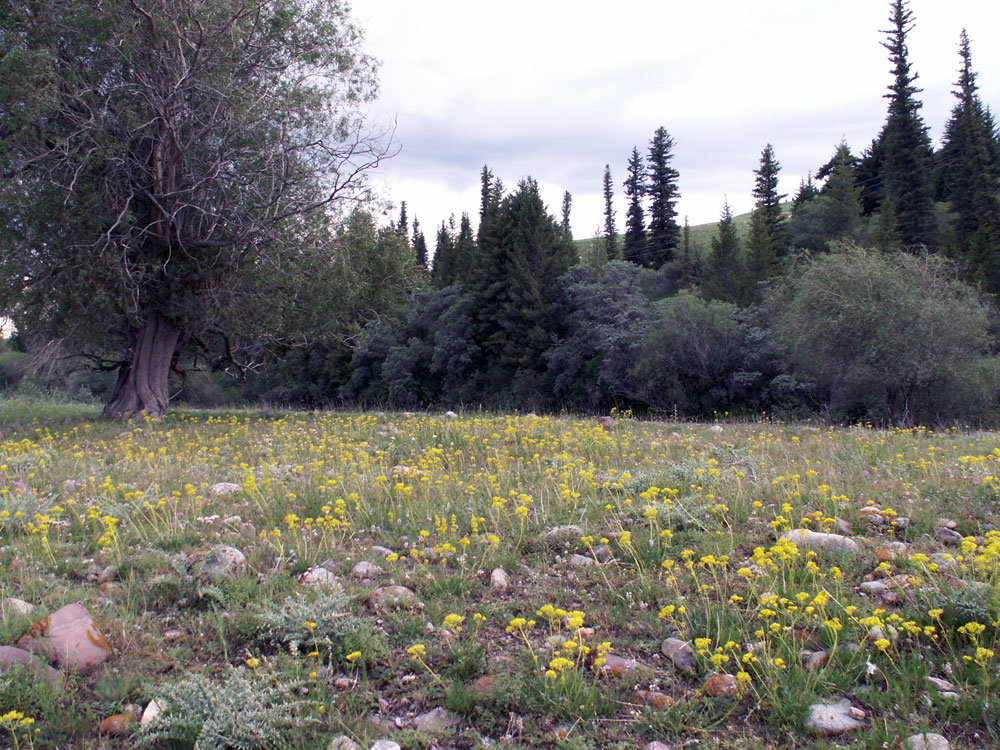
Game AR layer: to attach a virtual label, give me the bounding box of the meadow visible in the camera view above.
[0,398,998,749]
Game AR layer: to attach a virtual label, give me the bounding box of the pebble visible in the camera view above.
[804,698,865,735]
[328,736,361,750]
[544,525,584,545]
[208,482,242,497]
[634,690,674,710]
[926,676,955,692]
[701,673,739,697]
[368,742,401,750]
[661,638,696,674]
[443,411,459,419]
[472,675,494,696]
[567,553,596,567]
[904,733,950,750]
[98,714,132,736]
[412,707,459,734]
[299,566,340,588]
[645,743,672,750]
[490,567,510,589]
[1,598,35,619]
[599,654,640,677]
[934,527,963,545]
[371,546,395,557]
[350,561,383,580]
[140,699,163,728]
[804,650,828,670]
[369,586,421,611]
[163,629,184,642]
[782,528,860,555]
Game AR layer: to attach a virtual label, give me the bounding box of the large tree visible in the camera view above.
[645,126,681,268]
[602,164,619,262]
[622,147,647,265]
[878,0,936,249]
[746,144,786,286]
[0,0,388,417]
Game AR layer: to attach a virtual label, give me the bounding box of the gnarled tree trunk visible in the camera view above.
[104,312,180,419]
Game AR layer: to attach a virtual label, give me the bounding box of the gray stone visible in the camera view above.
[904,733,950,750]
[1,598,35,619]
[804,698,864,735]
[782,528,859,555]
[567,553,596,567]
[544,525,584,545]
[371,546,395,558]
[369,586,421,611]
[368,742,401,750]
[140,699,163,728]
[350,561,383,580]
[645,742,672,750]
[934,527,963,545]
[860,581,887,596]
[412,706,459,734]
[329,736,361,750]
[208,482,242,497]
[661,638,696,675]
[926,676,955,693]
[188,546,246,581]
[443,411,459,419]
[490,567,510,590]
[300,566,339,587]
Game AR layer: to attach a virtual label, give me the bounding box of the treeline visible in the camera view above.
[4,0,999,426]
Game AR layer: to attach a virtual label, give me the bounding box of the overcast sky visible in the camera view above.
[349,0,1000,239]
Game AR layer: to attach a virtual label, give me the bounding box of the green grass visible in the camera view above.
[0,401,998,748]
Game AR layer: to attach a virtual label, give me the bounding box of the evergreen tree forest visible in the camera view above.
[2,0,999,427]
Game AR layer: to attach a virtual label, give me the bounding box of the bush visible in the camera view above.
[773,246,996,425]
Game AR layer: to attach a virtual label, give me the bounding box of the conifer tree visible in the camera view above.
[453,213,477,287]
[431,220,457,288]
[412,217,428,271]
[938,30,1000,291]
[395,201,409,246]
[622,147,646,265]
[646,127,681,267]
[703,200,746,304]
[878,0,936,249]
[679,216,698,288]
[819,142,863,240]
[561,191,573,236]
[746,144,786,287]
[792,174,819,212]
[602,165,619,262]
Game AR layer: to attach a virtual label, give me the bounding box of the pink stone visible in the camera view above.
[16,603,110,673]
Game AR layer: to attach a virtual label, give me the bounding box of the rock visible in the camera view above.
[188,546,246,580]
[443,411,459,419]
[300,566,339,588]
[934,527,963,545]
[567,553,596,567]
[860,581,887,596]
[904,733,950,750]
[16,603,111,673]
[140,699,163,728]
[412,706,459,734]
[369,586,421,611]
[926,676,955,693]
[472,675,494,696]
[858,506,886,524]
[1,598,35,619]
[490,568,510,590]
[368,742,401,750]
[661,638,696,675]
[371,546,395,558]
[329,736,361,750]
[644,743,672,750]
[597,416,616,430]
[0,646,62,688]
[99,714,132,736]
[97,566,117,584]
[928,552,959,570]
[634,690,674,710]
[709,424,724,434]
[937,518,958,530]
[592,543,614,562]
[599,654,640,677]
[208,482,242,497]
[805,650,828,670]
[544,525,584,545]
[833,517,853,535]
[702,673,738,697]
[782,528,860,555]
[350,561,383,580]
[893,516,910,530]
[804,698,865,736]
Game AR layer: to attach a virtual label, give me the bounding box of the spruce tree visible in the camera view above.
[792,174,819,212]
[622,147,646,265]
[818,142,863,241]
[646,127,681,268]
[679,216,698,288]
[879,0,936,249]
[703,200,746,304]
[395,201,409,246]
[745,144,786,287]
[453,213,477,287]
[602,164,619,262]
[431,219,457,288]
[938,30,1000,291]
[412,217,428,272]
[561,191,573,236]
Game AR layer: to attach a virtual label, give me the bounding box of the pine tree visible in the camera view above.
[938,30,1000,291]
[561,191,573,236]
[453,213,477,287]
[622,147,646,265]
[746,144,786,287]
[395,201,409,246]
[818,141,863,241]
[602,164,619,262]
[679,216,698,288]
[703,200,746,304]
[431,220,457,288]
[879,0,936,249]
[792,174,819,213]
[412,217,428,271]
[646,127,681,268]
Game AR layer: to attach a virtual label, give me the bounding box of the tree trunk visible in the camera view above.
[104,312,180,419]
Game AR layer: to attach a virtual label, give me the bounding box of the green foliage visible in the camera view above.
[774,246,995,425]
[254,585,357,654]
[703,200,748,304]
[139,669,303,750]
[646,127,682,268]
[623,147,647,265]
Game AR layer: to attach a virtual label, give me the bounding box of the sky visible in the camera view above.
[348,0,1000,239]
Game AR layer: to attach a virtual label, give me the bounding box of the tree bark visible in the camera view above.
[103,312,180,419]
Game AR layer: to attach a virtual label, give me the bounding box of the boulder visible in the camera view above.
[0,646,62,688]
[16,603,110,673]
[661,637,696,674]
[782,528,860,555]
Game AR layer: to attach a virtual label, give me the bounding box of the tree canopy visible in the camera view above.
[0,0,391,417]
